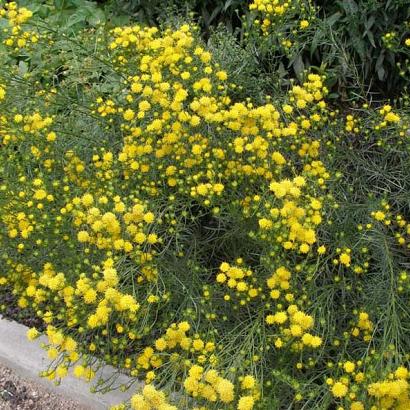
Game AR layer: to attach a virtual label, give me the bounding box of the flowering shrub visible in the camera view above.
[1,2,410,410]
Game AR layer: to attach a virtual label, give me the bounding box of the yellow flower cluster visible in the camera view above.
[368,367,410,409]
[261,176,322,253]
[327,358,366,402]
[376,104,401,130]
[183,366,259,409]
[265,301,322,348]
[249,0,314,36]
[89,23,330,266]
[4,210,34,240]
[2,3,410,409]
[216,261,258,302]
[0,2,32,25]
[351,311,374,342]
[154,322,214,354]
[184,365,234,403]
[0,17,330,400]
[345,114,360,133]
[135,321,217,381]
[32,325,95,383]
[0,2,38,49]
[129,385,177,410]
[71,195,158,271]
[371,201,410,249]
[0,112,53,146]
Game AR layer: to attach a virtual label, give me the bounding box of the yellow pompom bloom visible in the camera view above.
[350,402,364,410]
[33,189,47,200]
[130,394,150,410]
[343,361,355,373]
[123,109,135,121]
[155,338,167,351]
[339,253,351,266]
[46,131,57,142]
[27,327,39,340]
[143,212,155,223]
[241,375,256,390]
[331,382,348,398]
[395,366,409,379]
[215,379,235,403]
[77,231,90,243]
[265,315,275,325]
[237,395,255,410]
[300,20,309,29]
[73,365,85,378]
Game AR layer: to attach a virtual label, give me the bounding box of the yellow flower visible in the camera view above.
[350,402,364,410]
[216,71,228,81]
[130,394,149,410]
[56,365,68,378]
[77,231,90,242]
[339,253,351,266]
[237,395,255,410]
[155,338,167,351]
[259,218,272,229]
[27,327,39,340]
[241,375,256,390]
[192,339,204,351]
[273,311,288,324]
[46,131,57,142]
[300,20,309,29]
[343,361,355,373]
[299,243,310,253]
[331,382,348,398]
[395,366,409,379]
[33,189,47,200]
[84,288,97,304]
[215,379,235,403]
[123,109,135,121]
[143,212,155,223]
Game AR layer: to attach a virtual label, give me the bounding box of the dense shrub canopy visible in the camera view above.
[0,1,410,410]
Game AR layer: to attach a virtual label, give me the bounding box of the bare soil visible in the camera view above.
[0,363,89,410]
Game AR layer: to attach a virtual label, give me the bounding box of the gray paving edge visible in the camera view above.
[0,315,138,409]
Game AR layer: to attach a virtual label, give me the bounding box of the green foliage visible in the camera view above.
[245,0,410,100]
[17,0,106,29]
[101,0,246,33]
[312,0,410,97]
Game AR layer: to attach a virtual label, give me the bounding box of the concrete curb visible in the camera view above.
[0,316,137,409]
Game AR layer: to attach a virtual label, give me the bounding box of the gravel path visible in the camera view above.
[0,363,89,410]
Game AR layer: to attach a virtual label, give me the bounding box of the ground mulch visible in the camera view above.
[0,288,44,331]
